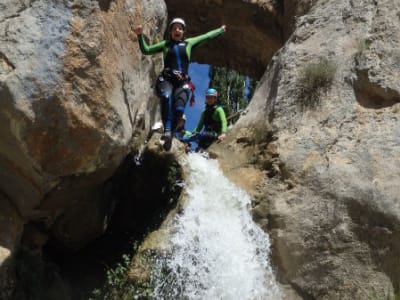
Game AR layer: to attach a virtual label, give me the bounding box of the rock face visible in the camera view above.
[165,0,283,79]
[2,0,400,299]
[0,0,165,296]
[211,0,400,299]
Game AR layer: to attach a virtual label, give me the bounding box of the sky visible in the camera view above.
[186,63,210,131]
[187,63,252,131]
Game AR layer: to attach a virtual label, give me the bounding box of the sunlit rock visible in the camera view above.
[213,0,400,299]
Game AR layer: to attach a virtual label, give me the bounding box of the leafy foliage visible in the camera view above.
[208,66,256,119]
[89,253,135,300]
[90,249,155,300]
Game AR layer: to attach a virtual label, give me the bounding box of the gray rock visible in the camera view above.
[216,0,400,298]
[0,0,166,295]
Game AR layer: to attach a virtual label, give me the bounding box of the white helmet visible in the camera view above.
[169,18,186,29]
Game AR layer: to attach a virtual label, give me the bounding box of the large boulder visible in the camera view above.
[213,0,400,298]
[0,0,165,294]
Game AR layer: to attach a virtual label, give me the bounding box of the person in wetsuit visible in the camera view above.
[133,18,226,150]
[181,88,227,150]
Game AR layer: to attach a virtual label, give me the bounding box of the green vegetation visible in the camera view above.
[89,151,183,300]
[356,38,371,54]
[208,66,257,120]
[90,254,133,300]
[298,57,337,109]
[90,249,156,300]
[90,253,136,300]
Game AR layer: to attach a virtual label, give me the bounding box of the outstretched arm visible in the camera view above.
[132,25,166,55]
[186,25,227,49]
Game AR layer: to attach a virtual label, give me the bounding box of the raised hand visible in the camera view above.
[133,25,143,35]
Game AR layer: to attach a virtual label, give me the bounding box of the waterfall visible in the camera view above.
[151,153,281,300]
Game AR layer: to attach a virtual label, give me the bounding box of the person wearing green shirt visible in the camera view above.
[133,18,226,150]
[181,88,227,150]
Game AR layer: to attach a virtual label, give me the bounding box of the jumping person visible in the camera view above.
[181,88,227,150]
[132,18,226,150]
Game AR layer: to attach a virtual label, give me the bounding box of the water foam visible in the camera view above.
[152,153,281,299]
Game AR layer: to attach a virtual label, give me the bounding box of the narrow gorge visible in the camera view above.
[1,0,400,299]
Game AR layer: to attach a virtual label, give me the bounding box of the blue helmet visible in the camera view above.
[205,88,218,97]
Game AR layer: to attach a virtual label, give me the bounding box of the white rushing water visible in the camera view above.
[152,153,281,300]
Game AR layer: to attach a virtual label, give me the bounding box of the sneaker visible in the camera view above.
[151,121,163,132]
[161,130,172,151]
[161,130,172,141]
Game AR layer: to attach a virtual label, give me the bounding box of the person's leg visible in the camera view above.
[197,131,217,149]
[180,133,200,143]
[172,83,190,130]
[156,79,174,135]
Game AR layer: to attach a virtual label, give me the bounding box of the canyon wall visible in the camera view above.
[1,0,399,299]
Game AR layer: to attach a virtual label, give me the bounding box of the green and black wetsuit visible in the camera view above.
[136,28,225,131]
[194,104,227,134]
[181,103,227,149]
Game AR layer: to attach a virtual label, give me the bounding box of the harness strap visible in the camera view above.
[188,81,196,107]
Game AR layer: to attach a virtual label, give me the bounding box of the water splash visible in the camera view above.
[152,153,281,300]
